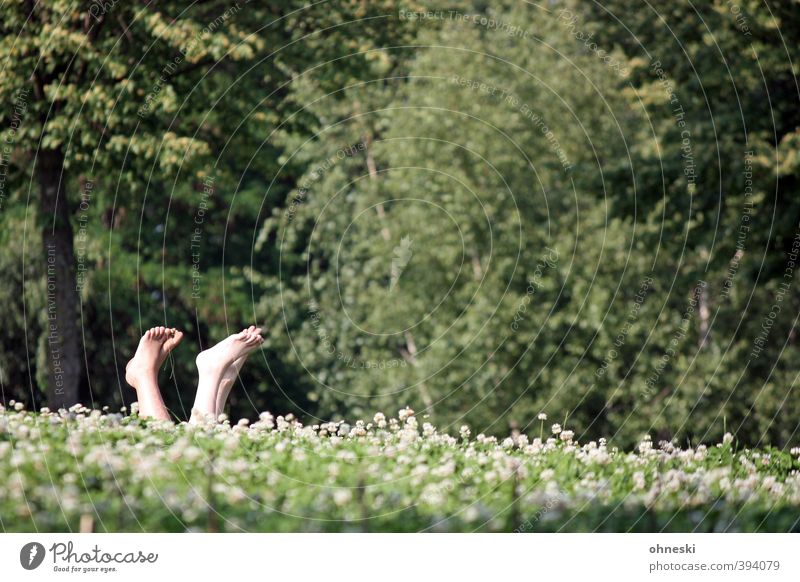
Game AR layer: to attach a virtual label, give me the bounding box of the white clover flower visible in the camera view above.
[421,484,445,506]
[537,413,547,421]
[463,506,480,521]
[551,423,562,435]
[332,489,352,506]
[398,407,414,421]
[9,406,797,531]
[373,412,387,428]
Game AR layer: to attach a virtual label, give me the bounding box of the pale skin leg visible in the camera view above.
[215,355,246,417]
[126,326,262,423]
[191,327,264,424]
[214,325,261,417]
[125,326,183,421]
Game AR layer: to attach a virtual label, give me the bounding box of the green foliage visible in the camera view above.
[1,1,799,448]
[1,406,798,532]
[0,0,415,416]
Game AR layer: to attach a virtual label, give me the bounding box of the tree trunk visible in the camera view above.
[37,147,81,409]
[697,282,710,350]
[361,129,432,411]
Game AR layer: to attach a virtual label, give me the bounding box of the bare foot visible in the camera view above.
[215,326,262,415]
[123,327,176,421]
[196,328,263,379]
[158,327,184,368]
[125,327,168,389]
[192,327,264,423]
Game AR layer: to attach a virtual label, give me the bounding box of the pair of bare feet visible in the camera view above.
[124,326,264,422]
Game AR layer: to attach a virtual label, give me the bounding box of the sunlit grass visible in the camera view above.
[1,403,798,532]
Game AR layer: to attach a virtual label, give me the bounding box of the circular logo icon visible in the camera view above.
[20,542,46,570]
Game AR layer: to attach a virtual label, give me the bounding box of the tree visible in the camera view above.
[577,0,800,443]
[0,0,412,411]
[254,0,642,435]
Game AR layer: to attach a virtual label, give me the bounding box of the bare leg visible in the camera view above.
[215,356,246,417]
[215,326,261,416]
[191,328,263,424]
[125,327,183,421]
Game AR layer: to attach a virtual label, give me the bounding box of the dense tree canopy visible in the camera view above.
[1,0,798,447]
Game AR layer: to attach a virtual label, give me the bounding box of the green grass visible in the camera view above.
[1,404,798,532]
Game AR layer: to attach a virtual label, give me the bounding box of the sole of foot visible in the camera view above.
[215,326,264,414]
[125,327,169,389]
[158,328,184,368]
[196,327,264,380]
